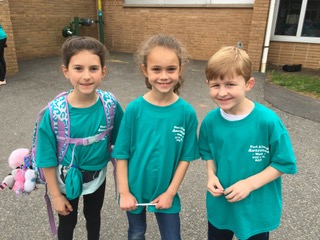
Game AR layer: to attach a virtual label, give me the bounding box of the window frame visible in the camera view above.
[123,0,254,8]
[271,0,320,44]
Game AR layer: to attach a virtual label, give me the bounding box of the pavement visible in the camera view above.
[0,52,319,240]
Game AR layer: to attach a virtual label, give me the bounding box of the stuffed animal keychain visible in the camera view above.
[0,148,36,196]
[24,168,36,193]
[8,148,29,169]
[0,174,15,190]
[12,169,25,194]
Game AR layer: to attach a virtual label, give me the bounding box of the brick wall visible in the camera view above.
[104,0,256,67]
[0,0,18,75]
[3,0,267,74]
[3,0,319,77]
[268,41,320,69]
[8,0,99,62]
[247,0,270,71]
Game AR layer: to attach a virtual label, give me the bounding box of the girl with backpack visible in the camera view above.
[36,36,124,240]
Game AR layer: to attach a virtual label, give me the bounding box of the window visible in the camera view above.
[124,0,254,6]
[272,0,320,43]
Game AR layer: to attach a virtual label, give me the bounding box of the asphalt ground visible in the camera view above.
[0,52,319,240]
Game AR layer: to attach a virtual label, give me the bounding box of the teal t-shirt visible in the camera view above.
[199,102,297,239]
[36,91,123,197]
[0,25,6,40]
[112,96,200,214]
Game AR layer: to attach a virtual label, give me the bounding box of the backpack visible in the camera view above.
[14,89,117,236]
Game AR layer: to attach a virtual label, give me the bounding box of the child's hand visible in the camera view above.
[52,195,73,216]
[207,175,224,197]
[224,179,252,202]
[119,192,138,211]
[152,192,174,210]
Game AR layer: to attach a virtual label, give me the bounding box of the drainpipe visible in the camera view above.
[74,16,80,36]
[97,0,104,44]
[261,0,276,73]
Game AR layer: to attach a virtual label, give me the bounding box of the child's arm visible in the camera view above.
[42,167,73,215]
[152,160,189,209]
[224,166,283,202]
[207,160,224,197]
[117,159,138,211]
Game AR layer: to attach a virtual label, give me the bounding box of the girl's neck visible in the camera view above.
[143,91,178,106]
[67,91,98,108]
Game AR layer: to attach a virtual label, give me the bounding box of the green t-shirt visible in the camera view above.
[199,102,297,239]
[36,92,123,197]
[0,25,6,40]
[112,96,200,214]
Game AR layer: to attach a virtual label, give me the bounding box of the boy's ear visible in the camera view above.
[245,77,255,91]
[140,64,148,77]
[61,65,69,79]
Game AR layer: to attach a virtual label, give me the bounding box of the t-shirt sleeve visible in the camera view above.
[36,109,59,168]
[269,132,297,174]
[180,108,200,161]
[111,101,124,145]
[268,117,297,174]
[111,104,133,160]
[199,116,214,161]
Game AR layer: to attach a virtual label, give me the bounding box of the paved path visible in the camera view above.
[0,53,319,239]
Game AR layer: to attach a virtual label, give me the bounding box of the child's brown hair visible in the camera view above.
[135,34,189,95]
[205,46,252,82]
[61,36,107,68]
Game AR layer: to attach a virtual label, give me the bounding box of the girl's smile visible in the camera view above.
[141,46,182,96]
[61,50,106,106]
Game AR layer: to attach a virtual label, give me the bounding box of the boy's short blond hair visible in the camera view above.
[205,46,252,82]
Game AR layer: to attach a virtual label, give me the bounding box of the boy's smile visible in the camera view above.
[207,74,255,115]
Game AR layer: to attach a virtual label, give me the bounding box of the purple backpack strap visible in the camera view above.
[97,90,117,197]
[45,91,69,236]
[49,92,70,163]
[44,191,57,236]
[25,102,58,236]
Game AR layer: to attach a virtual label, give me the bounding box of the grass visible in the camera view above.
[266,66,320,99]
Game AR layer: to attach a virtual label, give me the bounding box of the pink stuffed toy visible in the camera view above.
[8,148,29,169]
[0,148,30,195]
[12,169,25,195]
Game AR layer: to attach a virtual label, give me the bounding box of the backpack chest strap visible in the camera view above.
[58,130,109,170]
[57,130,108,146]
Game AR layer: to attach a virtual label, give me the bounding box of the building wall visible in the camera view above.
[103,0,270,71]
[0,0,18,75]
[8,0,98,61]
[247,0,270,71]
[104,0,257,68]
[3,0,318,77]
[268,41,320,69]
